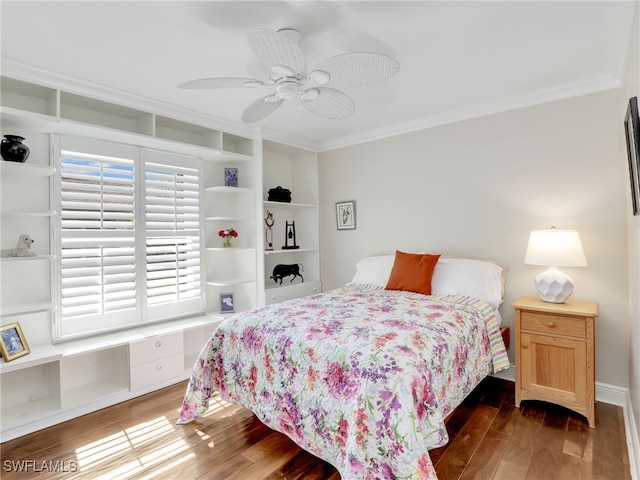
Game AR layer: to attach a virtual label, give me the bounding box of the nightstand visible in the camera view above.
[513,296,598,427]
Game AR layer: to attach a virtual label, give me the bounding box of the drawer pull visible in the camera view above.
[522,343,529,349]
[155,365,162,371]
[547,321,556,328]
[155,341,162,348]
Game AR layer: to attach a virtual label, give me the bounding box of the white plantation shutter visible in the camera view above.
[143,150,202,321]
[54,137,203,338]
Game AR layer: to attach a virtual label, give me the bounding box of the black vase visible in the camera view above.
[1,135,30,162]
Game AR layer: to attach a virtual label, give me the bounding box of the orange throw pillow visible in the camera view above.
[385,251,441,295]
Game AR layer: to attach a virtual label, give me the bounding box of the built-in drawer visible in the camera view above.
[520,311,586,338]
[129,332,183,367]
[129,353,184,390]
[265,281,321,305]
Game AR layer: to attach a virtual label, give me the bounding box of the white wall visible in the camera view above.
[318,89,630,388]
[624,2,640,467]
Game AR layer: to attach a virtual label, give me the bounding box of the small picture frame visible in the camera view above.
[220,293,235,313]
[624,96,640,216]
[336,200,356,230]
[0,322,30,362]
[224,167,239,187]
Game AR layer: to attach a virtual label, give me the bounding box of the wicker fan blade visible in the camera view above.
[178,78,264,89]
[247,28,305,74]
[301,88,354,119]
[241,96,284,124]
[310,53,400,88]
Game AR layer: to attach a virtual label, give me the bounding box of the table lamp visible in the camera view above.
[524,227,587,303]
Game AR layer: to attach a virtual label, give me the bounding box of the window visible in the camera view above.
[53,136,203,339]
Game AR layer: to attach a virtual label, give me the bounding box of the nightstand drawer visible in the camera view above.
[521,311,586,338]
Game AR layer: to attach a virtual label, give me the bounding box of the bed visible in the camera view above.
[178,251,510,479]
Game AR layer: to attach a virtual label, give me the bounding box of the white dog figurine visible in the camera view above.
[1,234,36,257]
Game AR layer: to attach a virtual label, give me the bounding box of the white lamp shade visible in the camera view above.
[524,229,587,267]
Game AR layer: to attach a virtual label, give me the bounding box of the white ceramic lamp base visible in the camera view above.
[535,266,574,303]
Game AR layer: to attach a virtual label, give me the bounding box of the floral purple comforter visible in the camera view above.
[178,284,509,479]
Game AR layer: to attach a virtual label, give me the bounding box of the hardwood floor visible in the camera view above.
[0,377,630,480]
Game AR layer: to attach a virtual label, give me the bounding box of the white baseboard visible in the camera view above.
[492,366,637,479]
[596,381,628,407]
[626,391,640,480]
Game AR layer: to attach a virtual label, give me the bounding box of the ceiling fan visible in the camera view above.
[178,28,400,124]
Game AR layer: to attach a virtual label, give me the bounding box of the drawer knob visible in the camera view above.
[547,321,556,328]
[155,365,162,371]
[522,343,529,349]
[155,341,162,348]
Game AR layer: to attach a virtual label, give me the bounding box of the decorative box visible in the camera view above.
[268,186,292,203]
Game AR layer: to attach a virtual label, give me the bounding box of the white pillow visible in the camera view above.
[431,257,505,307]
[350,254,506,307]
[349,254,395,287]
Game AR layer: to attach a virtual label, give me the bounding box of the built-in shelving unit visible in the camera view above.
[0,146,56,349]
[0,314,223,439]
[260,140,321,305]
[0,77,58,117]
[0,75,257,441]
[203,140,257,315]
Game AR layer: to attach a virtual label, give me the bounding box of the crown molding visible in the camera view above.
[1,59,623,154]
[259,127,323,153]
[316,73,622,152]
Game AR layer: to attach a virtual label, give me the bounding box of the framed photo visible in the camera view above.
[0,322,30,362]
[336,200,356,230]
[220,293,235,313]
[224,167,238,187]
[625,96,640,216]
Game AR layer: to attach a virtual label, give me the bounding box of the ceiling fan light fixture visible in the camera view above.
[276,81,298,100]
[309,70,330,85]
[181,27,400,124]
[301,88,320,101]
[272,64,295,77]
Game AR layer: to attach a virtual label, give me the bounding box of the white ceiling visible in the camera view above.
[1,1,637,151]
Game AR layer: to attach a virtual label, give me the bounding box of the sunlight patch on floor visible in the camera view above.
[74,415,190,479]
[135,452,196,480]
[75,431,132,469]
[93,438,191,480]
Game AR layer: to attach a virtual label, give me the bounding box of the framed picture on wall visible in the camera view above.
[624,96,640,216]
[220,293,235,314]
[0,322,30,362]
[336,200,356,230]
